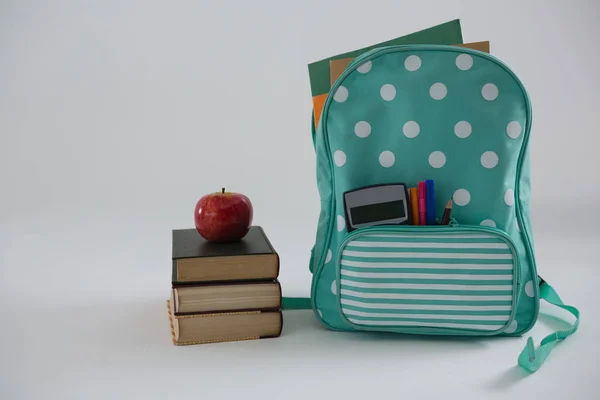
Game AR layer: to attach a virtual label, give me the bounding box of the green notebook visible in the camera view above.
[308,19,464,97]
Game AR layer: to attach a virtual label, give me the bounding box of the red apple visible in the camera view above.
[194,188,253,242]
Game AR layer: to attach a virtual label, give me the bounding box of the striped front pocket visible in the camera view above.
[336,226,518,335]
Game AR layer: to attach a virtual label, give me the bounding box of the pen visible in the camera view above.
[426,179,436,225]
[410,187,419,225]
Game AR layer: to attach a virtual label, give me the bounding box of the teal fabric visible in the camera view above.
[282,297,312,310]
[303,44,578,371]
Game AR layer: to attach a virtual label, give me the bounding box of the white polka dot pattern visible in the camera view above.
[480,219,497,228]
[379,151,395,167]
[524,280,534,297]
[456,54,473,70]
[334,86,348,102]
[334,150,346,167]
[481,151,499,169]
[430,83,447,100]
[337,215,345,232]
[404,55,422,71]
[507,121,522,139]
[453,189,471,206]
[380,84,396,101]
[354,121,371,138]
[454,121,472,138]
[482,83,498,101]
[428,151,446,168]
[504,189,515,206]
[403,121,420,138]
[357,61,372,74]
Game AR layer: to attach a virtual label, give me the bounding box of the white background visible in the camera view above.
[1,0,599,399]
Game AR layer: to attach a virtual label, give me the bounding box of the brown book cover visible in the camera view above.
[167,299,283,345]
[172,226,279,284]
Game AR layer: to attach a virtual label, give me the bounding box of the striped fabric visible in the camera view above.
[339,232,515,332]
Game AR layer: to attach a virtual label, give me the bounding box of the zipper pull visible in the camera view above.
[435,217,458,226]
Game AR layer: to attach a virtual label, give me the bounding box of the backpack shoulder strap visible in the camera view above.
[518,278,580,372]
[282,297,312,310]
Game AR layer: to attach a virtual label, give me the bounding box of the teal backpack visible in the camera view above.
[283,44,579,373]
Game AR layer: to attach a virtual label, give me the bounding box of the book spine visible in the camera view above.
[258,225,280,279]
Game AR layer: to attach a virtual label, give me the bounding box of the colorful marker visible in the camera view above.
[426,179,436,225]
[409,187,419,225]
[418,181,427,225]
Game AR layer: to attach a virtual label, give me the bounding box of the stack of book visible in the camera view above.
[167,226,282,345]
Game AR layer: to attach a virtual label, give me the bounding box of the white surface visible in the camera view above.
[1,1,600,399]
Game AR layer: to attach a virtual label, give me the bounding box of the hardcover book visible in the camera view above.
[172,226,279,284]
[172,280,282,315]
[167,298,283,345]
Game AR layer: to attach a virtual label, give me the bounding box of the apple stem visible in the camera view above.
[222,188,225,194]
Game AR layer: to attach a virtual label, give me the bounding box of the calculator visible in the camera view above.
[343,183,411,231]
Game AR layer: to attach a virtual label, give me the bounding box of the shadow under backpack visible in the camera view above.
[282,45,580,373]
